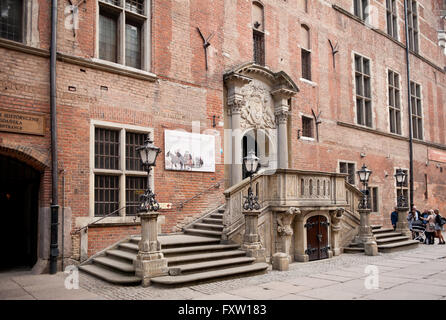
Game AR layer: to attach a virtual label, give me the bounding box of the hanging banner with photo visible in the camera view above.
[164,129,215,172]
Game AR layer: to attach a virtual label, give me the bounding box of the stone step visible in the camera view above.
[184,228,222,238]
[372,227,395,234]
[376,235,410,245]
[343,247,364,254]
[167,250,246,265]
[374,231,403,239]
[151,263,269,285]
[130,234,220,247]
[172,257,256,274]
[119,242,139,252]
[93,256,134,273]
[210,213,224,219]
[217,208,225,213]
[193,223,224,231]
[162,244,240,255]
[378,240,420,253]
[79,264,141,285]
[202,218,223,225]
[107,249,137,262]
[371,225,383,230]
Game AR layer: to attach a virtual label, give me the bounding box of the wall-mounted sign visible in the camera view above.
[164,129,215,172]
[0,109,45,136]
[428,149,446,164]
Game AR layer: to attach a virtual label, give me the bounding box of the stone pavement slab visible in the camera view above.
[258,281,311,294]
[391,283,446,297]
[362,287,443,300]
[323,279,385,296]
[226,286,289,300]
[307,273,357,283]
[195,293,251,300]
[273,294,318,300]
[287,277,339,288]
[298,287,364,300]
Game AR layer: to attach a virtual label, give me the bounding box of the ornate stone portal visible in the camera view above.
[277,207,299,261]
[224,63,299,186]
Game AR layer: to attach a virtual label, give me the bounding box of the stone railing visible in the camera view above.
[340,182,363,247]
[223,169,349,239]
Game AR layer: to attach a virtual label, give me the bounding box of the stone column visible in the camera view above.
[241,210,266,262]
[134,212,168,287]
[396,206,412,238]
[293,214,309,262]
[277,207,299,261]
[224,74,252,186]
[271,88,293,169]
[354,208,378,256]
[329,208,344,256]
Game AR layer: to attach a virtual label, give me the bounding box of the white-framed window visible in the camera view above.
[410,81,423,140]
[388,69,402,135]
[354,53,372,128]
[90,120,154,218]
[252,1,265,66]
[367,186,379,213]
[301,24,311,81]
[339,161,356,185]
[97,0,150,71]
[386,0,398,39]
[407,0,419,53]
[353,0,368,21]
[0,0,37,46]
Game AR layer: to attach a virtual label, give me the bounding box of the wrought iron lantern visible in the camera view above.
[136,138,162,213]
[243,150,260,211]
[394,168,408,208]
[357,164,372,209]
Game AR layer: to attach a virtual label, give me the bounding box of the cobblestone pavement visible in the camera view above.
[76,242,446,300]
[1,242,445,300]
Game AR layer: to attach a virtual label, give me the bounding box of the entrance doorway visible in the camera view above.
[242,129,274,179]
[0,155,40,270]
[305,215,329,261]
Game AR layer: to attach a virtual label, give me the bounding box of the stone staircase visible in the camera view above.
[79,206,268,286]
[343,225,419,254]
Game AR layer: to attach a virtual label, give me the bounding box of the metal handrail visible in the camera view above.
[72,205,139,234]
[178,178,225,210]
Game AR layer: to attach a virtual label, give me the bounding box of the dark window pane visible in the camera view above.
[95,175,119,216]
[95,128,120,169]
[126,132,147,171]
[0,0,22,42]
[99,12,118,63]
[126,176,147,215]
[301,49,311,80]
[253,30,265,65]
[126,0,144,15]
[302,116,313,138]
[125,19,142,69]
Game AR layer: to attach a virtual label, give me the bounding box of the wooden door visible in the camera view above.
[305,215,329,261]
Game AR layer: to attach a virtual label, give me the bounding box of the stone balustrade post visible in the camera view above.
[396,206,412,238]
[241,210,266,262]
[134,212,168,287]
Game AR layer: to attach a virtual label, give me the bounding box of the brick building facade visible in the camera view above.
[0,0,445,272]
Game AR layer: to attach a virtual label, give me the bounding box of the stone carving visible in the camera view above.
[277,207,300,261]
[330,208,344,232]
[240,83,276,129]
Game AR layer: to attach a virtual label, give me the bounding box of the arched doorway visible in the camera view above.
[0,155,40,270]
[305,215,329,261]
[242,129,273,179]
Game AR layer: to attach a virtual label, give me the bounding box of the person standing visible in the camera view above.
[434,209,445,245]
[422,210,436,245]
[390,207,398,231]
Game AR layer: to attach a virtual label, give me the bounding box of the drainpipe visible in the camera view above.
[49,0,59,274]
[403,0,415,210]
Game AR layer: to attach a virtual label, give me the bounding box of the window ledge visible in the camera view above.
[300,136,316,142]
[57,53,158,82]
[299,78,317,87]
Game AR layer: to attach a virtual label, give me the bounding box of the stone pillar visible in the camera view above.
[329,208,344,256]
[354,208,378,256]
[277,207,299,262]
[224,73,252,186]
[241,210,266,262]
[230,100,244,186]
[134,212,168,287]
[293,215,309,262]
[272,88,295,169]
[396,206,412,238]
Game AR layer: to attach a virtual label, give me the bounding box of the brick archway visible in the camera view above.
[0,143,49,172]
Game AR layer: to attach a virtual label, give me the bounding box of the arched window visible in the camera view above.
[301,24,311,80]
[252,2,265,65]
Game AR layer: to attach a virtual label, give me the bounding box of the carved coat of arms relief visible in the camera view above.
[240,83,276,130]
